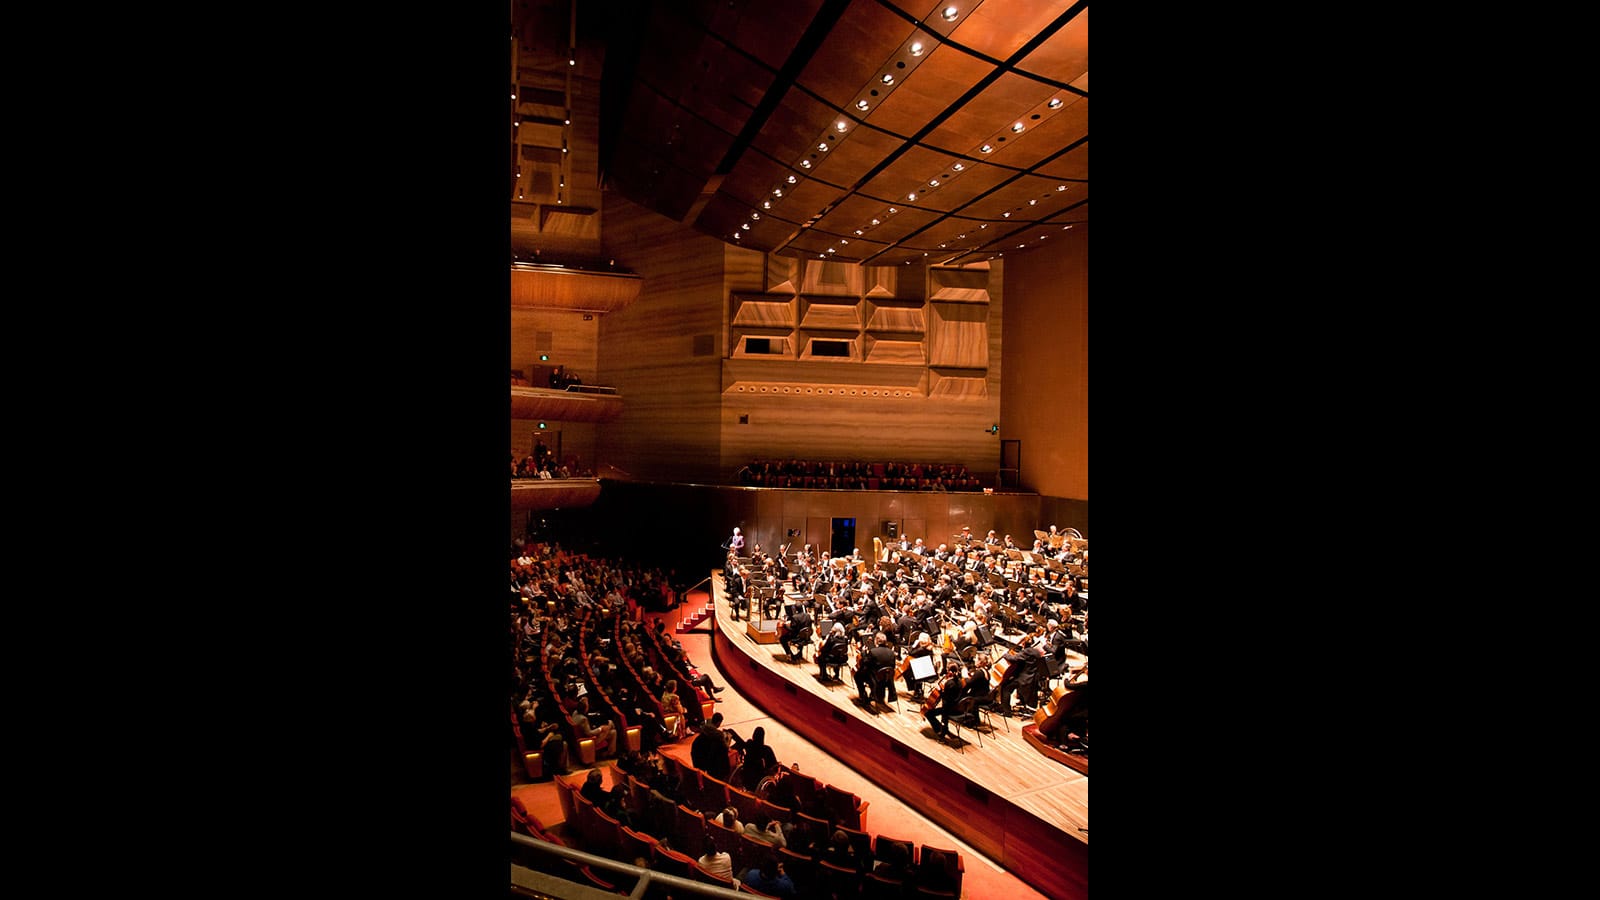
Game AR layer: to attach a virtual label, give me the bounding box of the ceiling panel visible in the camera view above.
[794,0,918,109]
[948,0,1079,62]
[1035,141,1087,181]
[923,71,1059,156]
[526,0,1086,263]
[1016,8,1089,85]
[862,43,995,140]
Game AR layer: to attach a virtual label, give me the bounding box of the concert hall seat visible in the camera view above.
[649,844,697,878]
[729,786,764,824]
[697,774,734,812]
[873,835,917,867]
[819,858,865,898]
[552,774,577,825]
[673,804,708,858]
[915,845,964,898]
[778,846,819,896]
[690,860,740,891]
[824,783,869,830]
[705,816,744,860]
[739,831,778,875]
[618,825,657,864]
[866,869,908,897]
[837,824,876,869]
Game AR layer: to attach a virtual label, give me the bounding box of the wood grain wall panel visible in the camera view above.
[597,196,727,482]
[999,225,1087,500]
[862,337,925,364]
[718,393,999,479]
[928,301,991,368]
[929,268,991,302]
[511,308,599,386]
[511,420,597,472]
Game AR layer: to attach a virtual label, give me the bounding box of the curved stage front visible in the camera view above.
[708,573,1087,900]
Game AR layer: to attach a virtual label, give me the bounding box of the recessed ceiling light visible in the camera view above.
[818,143,829,152]
[511,93,517,100]
[855,230,863,235]
[856,100,870,111]
[980,224,986,229]
[836,121,849,132]
[980,144,993,153]
[564,118,570,125]
[827,247,836,253]
[569,59,576,66]
[928,179,940,187]
[939,244,946,248]
[732,233,740,239]
[942,6,959,21]
[1018,244,1025,248]
[881,74,895,85]
[741,223,750,230]
[840,239,849,244]
[957,234,965,239]
[763,200,772,209]
[1003,212,1010,217]
[888,207,898,214]
[907,193,916,201]
[773,188,783,197]
[787,175,798,184]
[1048,97,1063,109]
[1029,199,1037,205]
[1064,224,1073,229]
[751,212,761,219]
[910,41,924,56]
[1011,122,1025,133]
[952,163,964,171]
[871,218,880,225]
[1057,185,1066,191]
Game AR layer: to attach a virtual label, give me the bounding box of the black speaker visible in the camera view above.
[884,520,898,538]
[976,626,994,646]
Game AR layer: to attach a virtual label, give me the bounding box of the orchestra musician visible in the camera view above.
[924,656,990,742]
[780,604,813,663]
[995,643,1049,714]
[817,622,849,681]
[854,632,897,709]
[902,632,936,701]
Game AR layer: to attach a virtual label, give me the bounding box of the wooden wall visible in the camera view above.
[596,196,727,482]
[511,307,600,466]
[717,258,1004,482]
[1000,225,1088,500]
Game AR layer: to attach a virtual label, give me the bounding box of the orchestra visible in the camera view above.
[722,523,1086,757]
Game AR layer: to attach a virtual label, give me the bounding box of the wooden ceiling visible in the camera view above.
[512,0,1086,267]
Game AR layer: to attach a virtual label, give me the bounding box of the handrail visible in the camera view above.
[511,831,752,899]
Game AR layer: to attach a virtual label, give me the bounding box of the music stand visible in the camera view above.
[908,655,936,681]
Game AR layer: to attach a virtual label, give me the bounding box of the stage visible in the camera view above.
[707,571,1087,900]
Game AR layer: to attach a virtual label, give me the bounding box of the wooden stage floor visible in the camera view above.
[707,571,1087,899]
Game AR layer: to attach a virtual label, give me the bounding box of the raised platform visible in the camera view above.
[709,572,1087,900]
[510,478,602,511]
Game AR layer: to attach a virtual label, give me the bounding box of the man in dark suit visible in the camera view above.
[692,711,734,781]
[725,566,747,619]
[781,606,813,662]
[855,633,898,708]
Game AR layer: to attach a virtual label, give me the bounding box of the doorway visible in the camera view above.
[830,517,856,560]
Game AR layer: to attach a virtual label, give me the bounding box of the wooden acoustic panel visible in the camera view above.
[928,302,990,368]
[863,337,926,365]
[929,268,992,303]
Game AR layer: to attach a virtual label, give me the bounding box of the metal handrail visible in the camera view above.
[510,831,753,899]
